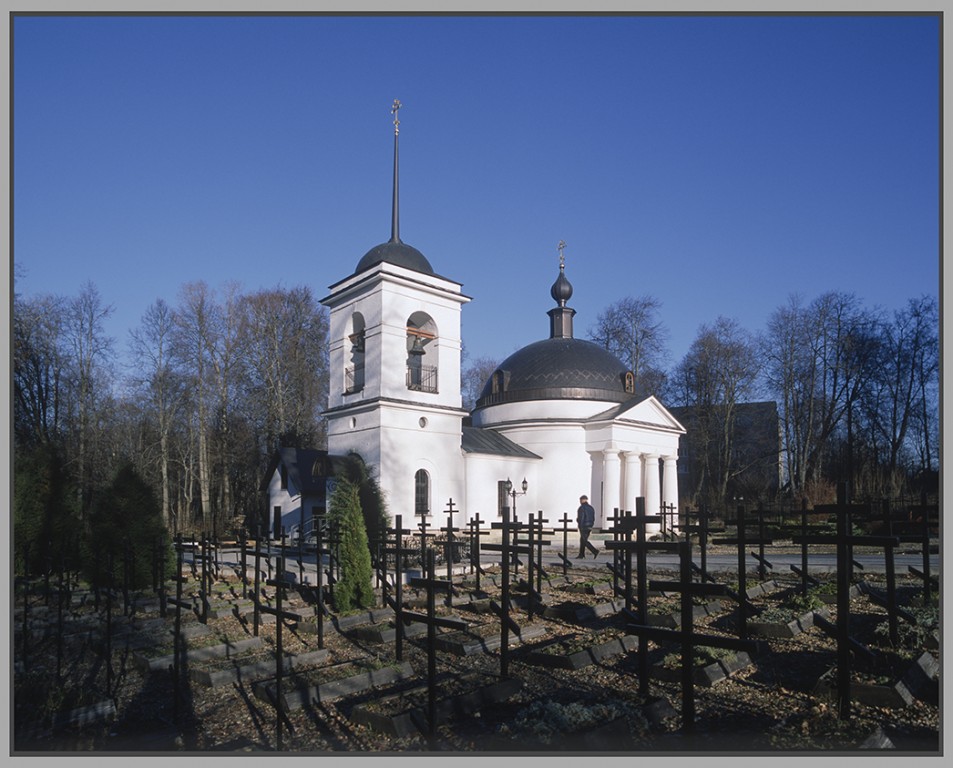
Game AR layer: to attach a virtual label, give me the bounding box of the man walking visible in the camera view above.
[576,494,599,559]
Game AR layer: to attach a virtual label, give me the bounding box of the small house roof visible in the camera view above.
[260,447,338,493]
[462,426,542,459]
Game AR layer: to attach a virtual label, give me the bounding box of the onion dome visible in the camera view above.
[550,262,573,306]
[475,251,634,409]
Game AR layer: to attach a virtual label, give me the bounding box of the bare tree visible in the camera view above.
[173,281,216,531]
[588,295,669,395]
[13,292,67,446]
[208,281,246,528]
[763,291,876,500]
[63,282,115,516]
[862,295,939,494]
[128,298,185,529]
[461,352,501,412]
[673,316,761,507]
[241,285,329,452]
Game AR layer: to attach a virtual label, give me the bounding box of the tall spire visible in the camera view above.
[390,99,402,244]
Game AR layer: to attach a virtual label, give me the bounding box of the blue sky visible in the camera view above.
[12,12,941,377]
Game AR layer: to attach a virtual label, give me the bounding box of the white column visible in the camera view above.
[600,447,621,528]
[622,451,643,516]
[662,454,679,531]
[643,452,661,530]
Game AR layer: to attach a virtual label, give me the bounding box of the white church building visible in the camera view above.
[312,102,685,537]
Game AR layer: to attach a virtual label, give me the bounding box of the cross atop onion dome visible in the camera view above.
[550,240,574,307]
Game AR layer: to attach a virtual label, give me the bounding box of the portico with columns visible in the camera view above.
[583,396,684,532]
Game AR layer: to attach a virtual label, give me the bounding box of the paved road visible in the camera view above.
[188,543,939,585]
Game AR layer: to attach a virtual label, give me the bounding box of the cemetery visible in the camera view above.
[12,489,940,754]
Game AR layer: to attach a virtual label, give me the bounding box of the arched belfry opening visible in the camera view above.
[406,311,438,393]
[346,312,366,394]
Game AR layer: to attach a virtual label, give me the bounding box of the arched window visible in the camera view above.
[624,371,635,394]
[414,469,430,517]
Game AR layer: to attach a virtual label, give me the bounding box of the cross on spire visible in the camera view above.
[391,98,402,135]
[557,240,567,269]
[390,99,402,243]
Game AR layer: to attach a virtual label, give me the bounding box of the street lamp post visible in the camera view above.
[504,477,528,520]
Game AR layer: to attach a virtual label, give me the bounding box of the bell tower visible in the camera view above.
[321,101,470,524]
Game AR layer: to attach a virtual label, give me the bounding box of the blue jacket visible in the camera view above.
[577,502,595,529]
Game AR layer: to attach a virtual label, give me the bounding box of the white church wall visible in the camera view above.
[475,421,597,527]
[376,403,466,523]
[471,398,607,426]
[462,454,541,527]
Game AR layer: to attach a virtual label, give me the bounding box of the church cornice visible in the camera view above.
[324,396,469,418]
[475,415,686,435]
[322,262,470,307]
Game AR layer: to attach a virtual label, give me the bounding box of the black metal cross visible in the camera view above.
[604,500,677,696]
[439,498,462,606]
[680,505,726,583]
[261,555,304,751]
[710,505,770,638]
[554,511,574,574]
[485,509,528,678]
[465,512,492,595]
[627,540,764,732]
[382,514,415,661]
[403,549,468,738]
[793,482,900,718]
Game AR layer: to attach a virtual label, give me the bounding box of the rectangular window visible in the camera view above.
[497,480,509,517]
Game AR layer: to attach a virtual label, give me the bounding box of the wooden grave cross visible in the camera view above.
[628,540,765,732]
[530,512,552,607]
[366,521,389,591]
[415,511,438,571]
[604,500,678,697]
[465,512,492,595]
[519,512,552,620]
[439,498,462,606]
[905,493,938,600]
[793,482,900,717]
[166,541,194,726]
[554,511,575,573]
[779,498,830,595]
[403,549,469,738]
[875,495,937,602]
[603,508,629,596]
[680,505,726,584]
[382,514,415,661]
[238,528,250,600]
[306,513,334,650]
[246,525,276,637]
[659,500,680,540]
[485,509,529,678]
[261,554,305,750]
[710,505,771,639]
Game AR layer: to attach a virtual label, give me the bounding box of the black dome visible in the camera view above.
[355,239,434,276]
[475,337,632,409]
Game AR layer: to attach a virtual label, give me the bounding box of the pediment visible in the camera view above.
[590,395,686,434]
